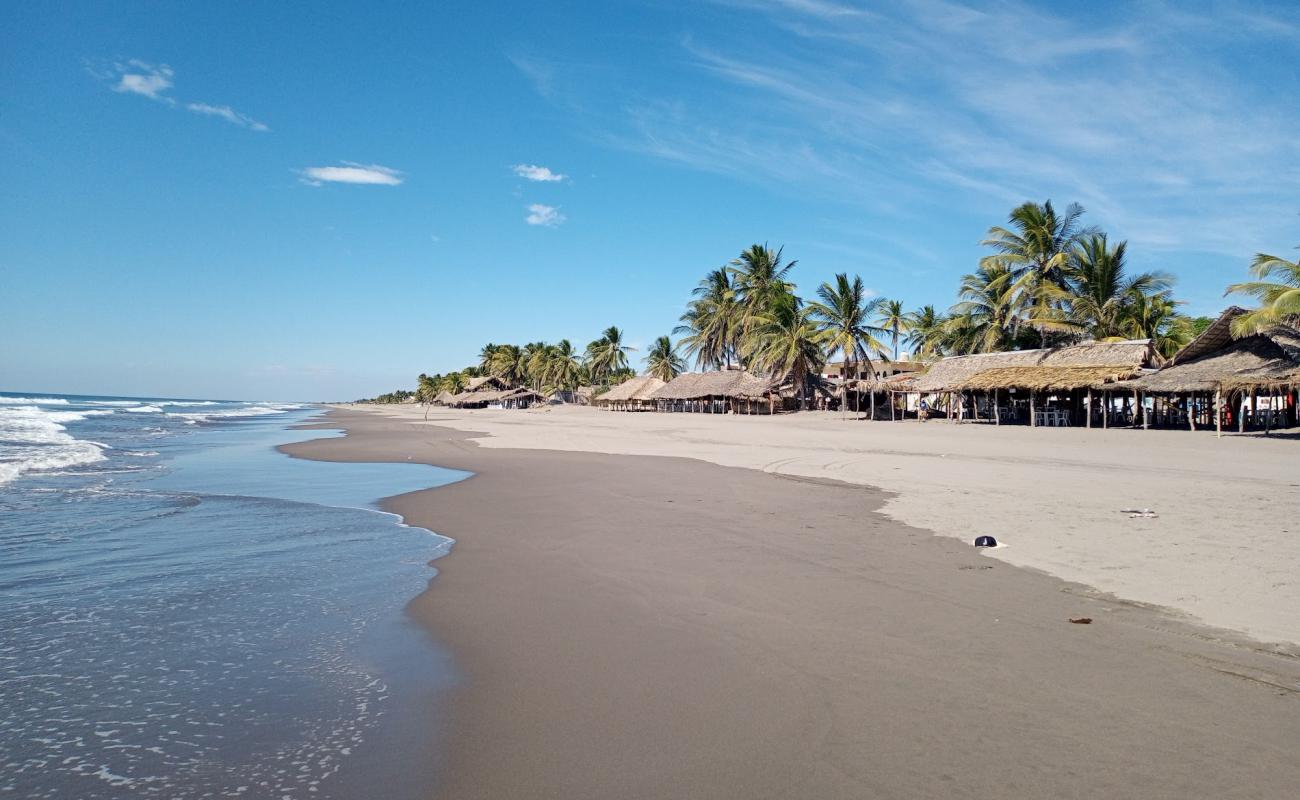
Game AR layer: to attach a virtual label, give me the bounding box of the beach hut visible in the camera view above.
[649,370,778,414]
[593,375,666,411]
[1109,308,1300,435]
[912,339,1159,426]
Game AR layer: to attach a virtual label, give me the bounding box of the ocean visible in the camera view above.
[0,392,468,799]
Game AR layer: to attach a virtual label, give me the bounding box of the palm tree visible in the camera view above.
[947,262,1020,353]
[1122,292,1193,359]
[585,326,633,385]
[809,273,888,415]
[547,339,584,396]
[675,268,739,370]
[728,244,797,348]
[489,344,525,387]
[904,305,947,359]
[981,200,1094,345]
[478,343,499,373]
[743,293,825,410]
[443,371,467,394]
[874,299,909,361]
[644,336,686,382]
[1225,246,1300,335]
[1067,234,1172,340]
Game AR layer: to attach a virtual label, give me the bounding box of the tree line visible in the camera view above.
[360,199,1297,406]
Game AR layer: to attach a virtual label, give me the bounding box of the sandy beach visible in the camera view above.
[284,408,1299,799]
[342,404,1300,647]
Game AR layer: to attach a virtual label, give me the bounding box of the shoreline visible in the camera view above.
[283,408,1300,799]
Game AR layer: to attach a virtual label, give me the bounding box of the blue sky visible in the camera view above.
[3,0,1298,400]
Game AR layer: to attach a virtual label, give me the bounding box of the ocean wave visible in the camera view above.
[167,405,293,423]
[0,406,109,485]
[43,409,116,423]
[124,405,164,413]
[0,396,71,405]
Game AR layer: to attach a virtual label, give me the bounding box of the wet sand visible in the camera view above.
[283,409,1300,799]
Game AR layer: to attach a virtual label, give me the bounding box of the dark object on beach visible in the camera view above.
[973,535,997,548]
[1069,617,1093,624]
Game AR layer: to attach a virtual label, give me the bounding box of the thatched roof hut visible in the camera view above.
[650,370,774,401]
[433,390,456,405]
[1114,322,1300,393]
[913,339,1158,393]
[594,375,666,407]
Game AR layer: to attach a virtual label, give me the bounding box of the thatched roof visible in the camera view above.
[848,373,920,392]
[1115,323,1300,393]
[594,375,666,403]
[957,365,1142,391]
[1168,307,1246,365]
[466,375,506,391]
[434,390,456,404]
[913,339,1157,392]
[650,370,775,400]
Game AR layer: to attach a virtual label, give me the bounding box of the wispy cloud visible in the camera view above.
[513,163,567,182]
[97,59,268,133]
[300,163,404,187]
[525,203,565,227]
[519,1,1300,264]
[110,60,175,103]
[185,103,269,132]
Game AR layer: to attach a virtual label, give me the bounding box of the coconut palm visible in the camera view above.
[904,305,947,359]
[644,336,686,382]
[743,293,825,410]
[1067,234,1172,340]
[488,344,525,387]
[874,299,909,361]
[545,339,583,395]
[675,268,739,370]
[728,244,797,345]
[808,273,888,415]
[478,343,500,373]
[585,325,633,385]
[947,262,1020,353]
[443,371,467,394]
[1122,292,1193,359]
[1225,246,1300,335]
[981,200,1095,344]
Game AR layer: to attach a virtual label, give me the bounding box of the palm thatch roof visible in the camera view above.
[848,373,920,392]
[594,375,666,404]
[1114,323,1300,393]
[466,375,506,391]
[433,390,456,404]
[1167,307,1246,365]
[913,339,1158,392]
[649,370,775,400]
[956,365,1143,391]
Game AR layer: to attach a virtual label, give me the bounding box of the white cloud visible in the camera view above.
[300,163,404,186]
[525,203,565,227]
[185,102,269,132]
[111,60,175,103]
[513,163,567,182]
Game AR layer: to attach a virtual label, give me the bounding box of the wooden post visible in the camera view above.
[1030,391,1036,427]
[1238,390,1246,433]
[1086,388,1093,429]
[1188,395,1196,431]
[890,392,896,421]
[1102,391,1109,428]
[1141,392,1148,429]
[1215,388,1223,438]
[869,388,876,421]
[994,390,1000,426]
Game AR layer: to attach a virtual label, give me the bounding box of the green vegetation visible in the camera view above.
[361,201,1294,404]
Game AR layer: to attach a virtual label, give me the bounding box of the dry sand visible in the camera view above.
[284,409,1300,800]
[351,403,1300,647]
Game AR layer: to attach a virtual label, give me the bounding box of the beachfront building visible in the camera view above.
[650,370,778,414]
[442,375,547,410]
[1107,308,1299,434]
[593,375,666,411]
[911,339,1160,426]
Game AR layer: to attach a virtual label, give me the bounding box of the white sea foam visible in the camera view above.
[0,396,70,405]
[124,406,164,413]
[0,406,108,485]
[166,406,293,423]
